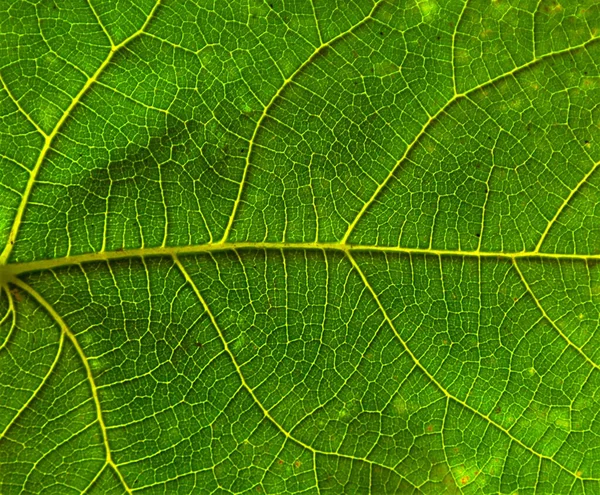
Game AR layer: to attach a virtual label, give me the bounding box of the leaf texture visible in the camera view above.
[0,0,600,493]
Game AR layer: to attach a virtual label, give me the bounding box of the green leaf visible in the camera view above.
[1,0,599,493]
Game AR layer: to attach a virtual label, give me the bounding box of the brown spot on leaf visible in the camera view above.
[10,288,22,303]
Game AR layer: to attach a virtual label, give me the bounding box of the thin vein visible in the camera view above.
[86,0,115,48]
[342,35,600,243]
[533,0,544,57]
[0,73,47,137]
[0,285,15,352]
[12,277,133,494]
[0,0,162,266]
[0,331,64,441]
[346,251,589,481]
[309,0,323,45]
[440,397,457,488]
[82,462,109,494]
[0,51,114,265]
[534,158,600,252]
[0,152,31,174]
[512,259,599,371]
[219,0,385,243]
[0,285,12,326]
[173,255,416,486]
[452,0,469,95]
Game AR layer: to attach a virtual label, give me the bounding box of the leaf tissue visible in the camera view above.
[0,0,599,493]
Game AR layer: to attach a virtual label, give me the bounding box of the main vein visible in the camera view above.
[3,242,598,277]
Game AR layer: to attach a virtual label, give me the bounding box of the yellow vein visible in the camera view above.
[533,0,544,57]
[342,35,600,243]
[439,397,456,487]
[513,259,599,371]
[0,50,116,265]
[0,284,16,352]
[4,241,600,276]
[451,0,469,95]
[174,255,312,444]
[82,462,109,494]
[0,285,12,327]
[12,278,133,494]
[173,255,415,482]
[86,0,115,48]
[0,73,47,137]
[0,0,162,266]
[346,251,588,480]
[220,0,385,243]
[312,451,321,495]
[0,331,64,441]
[534,159,600,252]
[121,0,162,48]
[309,0,323,46]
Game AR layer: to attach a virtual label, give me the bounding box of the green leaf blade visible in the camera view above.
[1,1,600,493]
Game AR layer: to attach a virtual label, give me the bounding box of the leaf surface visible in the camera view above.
[1,0,600,493]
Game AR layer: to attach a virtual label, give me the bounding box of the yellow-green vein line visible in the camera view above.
[342,35,600,243]
[117,0,162,49]
[0,74,47,137]
[0,49,116,265]
[451,0,469,95]
[0,285,16,352]
[86,0,115,48]
[0,0,162,266]
[220,0,385,243]
[0,331,64,441]
[173,255,416,484]
[12,277,133,494]
[513,259,599,371]
[82,461,109,494]
[309,0,323,46]
[346,251,588,481]
[4,241,600,277]
[0,285,12,327]
[534,159,600,253]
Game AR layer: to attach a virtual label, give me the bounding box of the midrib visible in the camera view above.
[2,241,598,277]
